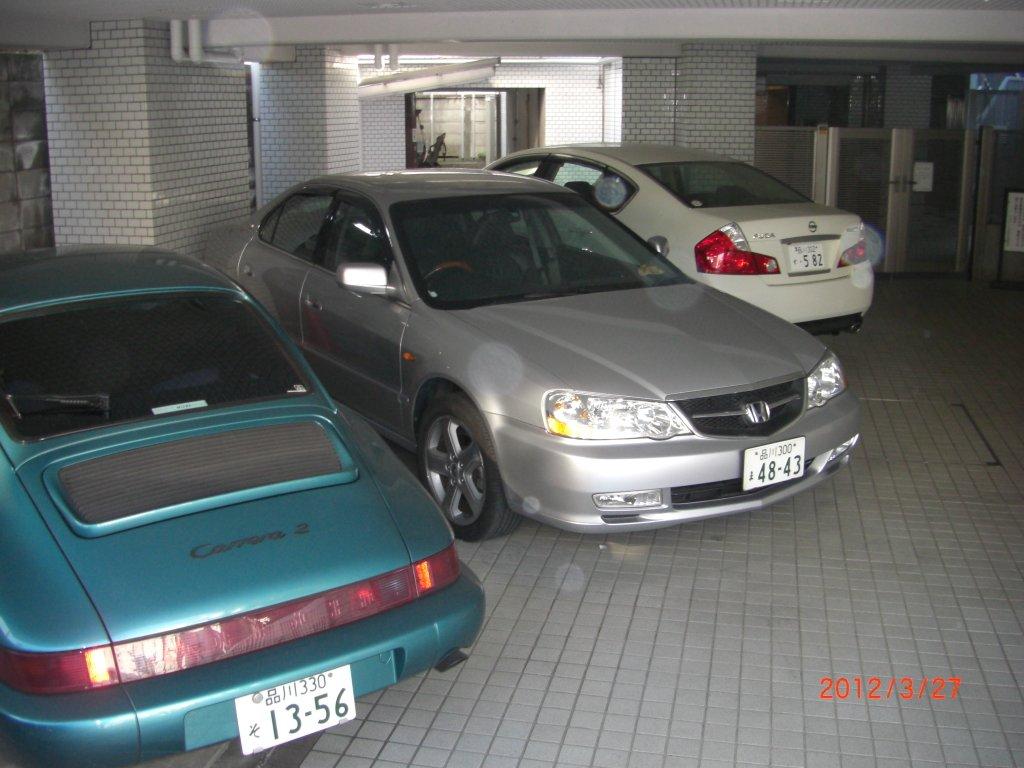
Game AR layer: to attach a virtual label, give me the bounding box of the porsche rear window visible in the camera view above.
[0,294,311,440]
[639,161,808,208]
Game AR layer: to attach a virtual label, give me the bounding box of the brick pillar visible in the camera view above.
[259,47,361,199]
[43,20,250,257]
[676,43,757,162]
[602,59,623,142]
[621,57,678,144]
[361,93,407,172]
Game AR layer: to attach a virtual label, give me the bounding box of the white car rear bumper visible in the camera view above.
[699,264,874,324]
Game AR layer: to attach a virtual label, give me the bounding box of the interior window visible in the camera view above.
[321,197,390,272]
[550,161,634,211]
[550,161,604,198]
[266,193,335,261]
[639,162,808,208]
[497,159,543,176]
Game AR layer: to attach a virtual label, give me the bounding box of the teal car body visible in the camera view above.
[0,248,484,767]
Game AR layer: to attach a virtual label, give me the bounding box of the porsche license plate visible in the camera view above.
[789,243,825,273]
[742,437,805,491]
[235,664,356,755]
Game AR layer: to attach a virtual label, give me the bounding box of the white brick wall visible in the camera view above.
[885,64,932,128]
[676,43,757,162]
[622,49,756,162]
[44,20,250,257]
[144,24,250,257]
[260,47,362,199]
[361,95,406,171]
[622,57,677,144]
[325,57,363,175]
[602,59,623,142]
[480,62,607,145]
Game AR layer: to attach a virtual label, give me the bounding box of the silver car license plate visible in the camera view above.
[789,243,825,273]
[234,664,356,755]
[742,437,805,491]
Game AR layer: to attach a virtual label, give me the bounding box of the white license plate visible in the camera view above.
[789,243,826,273]
[234,664,356,755]
[742,437,806,491]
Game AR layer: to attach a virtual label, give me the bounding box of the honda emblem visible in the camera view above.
[743,401,772,425]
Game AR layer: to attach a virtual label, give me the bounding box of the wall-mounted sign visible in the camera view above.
[994,189,1024,288]
[1004,190,1024,253]
[912,162,934,193]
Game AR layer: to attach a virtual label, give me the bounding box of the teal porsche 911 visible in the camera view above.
[0,248,484,767]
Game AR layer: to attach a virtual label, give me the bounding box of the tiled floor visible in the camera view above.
[14,277,1024,768]
[291,278,1024,768]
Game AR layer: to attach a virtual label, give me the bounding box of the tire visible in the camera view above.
[417,393,520,541]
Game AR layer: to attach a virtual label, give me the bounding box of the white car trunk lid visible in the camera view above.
[726,204,861,282]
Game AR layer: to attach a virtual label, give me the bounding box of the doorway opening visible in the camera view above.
[406,88,544,168]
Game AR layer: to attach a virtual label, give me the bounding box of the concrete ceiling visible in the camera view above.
[4,0,1024,60]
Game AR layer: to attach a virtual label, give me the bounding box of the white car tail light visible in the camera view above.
[838,223,868,266]
[695,223,780,276]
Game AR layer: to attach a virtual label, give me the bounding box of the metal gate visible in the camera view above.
[756,127,975,274]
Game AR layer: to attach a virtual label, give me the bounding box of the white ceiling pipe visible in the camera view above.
[359,58,498,99]
[170,20,186,62]
[188,18,204,63]
[169,18,240,65]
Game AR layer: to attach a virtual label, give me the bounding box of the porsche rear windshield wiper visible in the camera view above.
[3,393,110,420]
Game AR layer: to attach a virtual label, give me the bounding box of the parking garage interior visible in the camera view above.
[2,1,1024,767]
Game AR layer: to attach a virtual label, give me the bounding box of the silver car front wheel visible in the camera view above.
[423,415,486,525]
[417,394,520,541]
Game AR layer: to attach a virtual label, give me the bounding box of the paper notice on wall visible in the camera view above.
[912,162,934,193]
[1005,191,1024,253]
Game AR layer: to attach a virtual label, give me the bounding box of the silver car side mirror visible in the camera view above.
[338,263,389,296]
[647,235,670,257]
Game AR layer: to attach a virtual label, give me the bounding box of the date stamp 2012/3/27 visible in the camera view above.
[820,676,961,701]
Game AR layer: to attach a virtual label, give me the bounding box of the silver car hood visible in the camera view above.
[454,284,825,400]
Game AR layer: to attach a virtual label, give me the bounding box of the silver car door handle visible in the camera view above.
[304,295,323,311]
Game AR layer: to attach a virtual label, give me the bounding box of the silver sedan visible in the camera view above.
[205,171,860,540]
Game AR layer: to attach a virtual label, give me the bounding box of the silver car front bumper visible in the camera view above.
[486,391,860,533]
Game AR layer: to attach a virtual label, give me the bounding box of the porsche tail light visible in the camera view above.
[0,645,119,694]
[0,545,460,694]
[414,544,460,595]
[695,225,780,275]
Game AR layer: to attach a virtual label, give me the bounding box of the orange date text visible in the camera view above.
[819,676,961,701]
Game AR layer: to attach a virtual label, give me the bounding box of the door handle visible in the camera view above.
[241,264,253,277]
[303,295,323,312]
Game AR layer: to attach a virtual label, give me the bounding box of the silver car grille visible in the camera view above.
[675,378,804,438]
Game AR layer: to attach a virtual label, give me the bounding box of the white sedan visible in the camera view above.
[489,143,873,332]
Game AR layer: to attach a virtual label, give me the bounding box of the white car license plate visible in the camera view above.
[743,437,805,491]
[234,664,356,755]
[789,243,825,273]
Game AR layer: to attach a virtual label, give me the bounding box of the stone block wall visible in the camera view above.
[1,53,52,253]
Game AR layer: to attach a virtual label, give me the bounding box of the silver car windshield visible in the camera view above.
[391,193,688,309]
[639,162,808,208]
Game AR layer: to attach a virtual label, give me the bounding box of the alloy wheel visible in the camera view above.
[423,415,486,525]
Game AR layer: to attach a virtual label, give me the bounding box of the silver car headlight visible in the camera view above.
[806,352,846,408]
[544,390,690,440]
